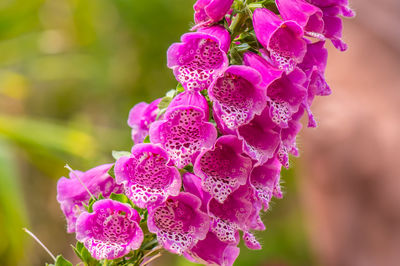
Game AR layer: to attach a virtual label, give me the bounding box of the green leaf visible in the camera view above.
[0,138,28,265]
[107,164,115,179]
[0,115,96,160]
[112,150,131,160]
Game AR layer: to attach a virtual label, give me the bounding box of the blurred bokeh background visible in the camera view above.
[0,0,399,265]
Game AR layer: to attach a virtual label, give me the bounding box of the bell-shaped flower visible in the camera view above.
[208,184,263,244]
[308,0,355,51]
[114,144,181,209]
[184,231,240,266]
[147,193,210,255]
[267,68,307,128]
[168,91,210,121]
[193,0,234,28]
[182,173,211,213]
[250,158,282,210]
[243,51,283,89]
[243,52,306,128]
[237,107,281,166]
[209,65,267,131]
[276,107,303,168]
[298,41,330,127]
[128,98,161,144]
[193,135,252,203]
[167,25,230,92]
[243,231,262,250]
[149,95,217,168]
[75,199,144,260]
[253,8,307,73]
[57,164,123,233]
[276,0,325,40]
[243,49,307,129]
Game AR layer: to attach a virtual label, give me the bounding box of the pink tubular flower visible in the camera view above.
[208,184,262,244]
[276,0,325,39]
[57,164,123,233]
[182,173,212,213]
[299,41,330,127]
[209,65,267,131]
[253,8,307,73]
[250,158,282,210]
[184,231,240,266]
[149,102,217,168]
[267,68,307,128]
[243,51,307,128]
[237,107,281,166]
[147,193,210,255]
[243,51,283,89]
[307,0,355,51]
[75,199,143,260]
[167,25,230,92]
[276,106,304,168]
[194,0,234,28]
[167,90,210,121]
[193,135,252,203]
[128,98,161,144]
[114,143,181,209]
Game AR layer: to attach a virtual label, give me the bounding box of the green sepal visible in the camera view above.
[112,150,131,160]
[46,255,73,266]
[72,241,100,266]
[143,135,150,143]
[107,164,115,179]
[176,83,185,93]
[110,193,130,205]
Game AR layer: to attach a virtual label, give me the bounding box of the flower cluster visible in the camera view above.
[56,0,353,265]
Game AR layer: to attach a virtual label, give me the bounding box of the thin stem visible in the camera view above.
[140,252,162,266]
[65,164,96,200]
[23,228,56,262]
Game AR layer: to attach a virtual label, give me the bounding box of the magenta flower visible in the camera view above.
[276,0,325,39]
[128,98,161,144]
[208,184,262,244]
[267,68,307,128]
[75,199,144,260]
[114,144,181,209]
[237,107,281,166]
[299,41,330,127]
[243,52,307,128]
[149,104,217,168]
[182,173,211,213]
[243,51,283,89]
[57,164,123,233]
[243,231,262,250]
[253,8,307,73]
[308,0,355,51]
[193,135,252,203]
[276,107,303,168]
[167,25,230,92]
[184,231,240,266]
[193,0,234,28]
[147,193,210,254]
[167,91,210,121]
[250,157,282,210]
[209,65,267,131]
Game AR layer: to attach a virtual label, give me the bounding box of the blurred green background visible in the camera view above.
[0,0,338,265]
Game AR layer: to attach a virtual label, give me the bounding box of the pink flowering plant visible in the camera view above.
[31,0,354,265]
